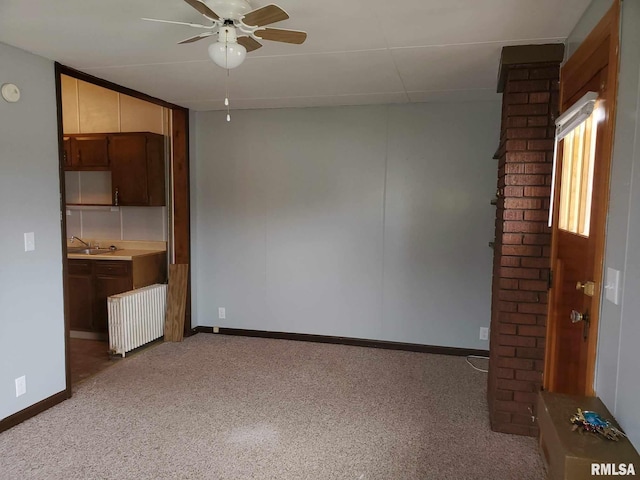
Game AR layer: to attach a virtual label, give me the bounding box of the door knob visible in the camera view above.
[576,281,596,297]
[570,310,589,323]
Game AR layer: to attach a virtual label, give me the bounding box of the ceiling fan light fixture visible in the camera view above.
[208,24,246,69]
[208,41,247,69]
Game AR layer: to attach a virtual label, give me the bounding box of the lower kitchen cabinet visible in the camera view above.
[67,253,166,333]
[93,262,133,333]
[67,260,94,331]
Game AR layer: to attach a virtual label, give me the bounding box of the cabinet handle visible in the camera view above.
[114,187,119,206]
[77,150,81,163]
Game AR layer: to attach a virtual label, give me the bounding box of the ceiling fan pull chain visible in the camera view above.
[225,29,231,122]
[226,62,231,122]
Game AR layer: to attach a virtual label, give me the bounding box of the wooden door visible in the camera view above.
[109,134,149,205]
[544,2,619,395]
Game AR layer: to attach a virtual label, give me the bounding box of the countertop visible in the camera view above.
[67,249,165,261]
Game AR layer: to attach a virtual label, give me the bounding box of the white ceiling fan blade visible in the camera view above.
[142,18,216,29]
[178,32,214,44]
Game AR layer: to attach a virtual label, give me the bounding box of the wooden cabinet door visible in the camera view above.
[63,137,72,168]
[146,134,166,206]
[73,135,109,168]
[67,260,94,331]
[109,134,149,205]
[93,262,133,332]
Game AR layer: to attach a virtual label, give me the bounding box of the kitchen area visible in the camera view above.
[61,74,171,384]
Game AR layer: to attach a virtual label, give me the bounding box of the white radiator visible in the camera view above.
[107,284,167,357]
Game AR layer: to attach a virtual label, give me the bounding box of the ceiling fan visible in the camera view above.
[143,0,307,69]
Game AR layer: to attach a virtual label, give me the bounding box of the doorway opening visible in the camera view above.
[54,64,191,392]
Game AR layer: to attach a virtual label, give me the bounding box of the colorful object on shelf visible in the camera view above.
[570,408,627,441]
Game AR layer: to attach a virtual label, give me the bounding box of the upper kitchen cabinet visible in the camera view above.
[64,134,110,170]
[109,133,166,206]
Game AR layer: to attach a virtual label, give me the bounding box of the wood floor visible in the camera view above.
[69,338,118,385]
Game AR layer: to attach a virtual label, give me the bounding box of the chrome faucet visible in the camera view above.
[70,236,91,248]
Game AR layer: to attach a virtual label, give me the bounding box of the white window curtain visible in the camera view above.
[548,91,599,227]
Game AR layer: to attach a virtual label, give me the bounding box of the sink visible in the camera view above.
[68,247,116,255]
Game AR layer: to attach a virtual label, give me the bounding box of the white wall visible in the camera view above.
[65,205,167,241]
[0,43,66,420]
[586,0,640,448]
[193,102,501,349]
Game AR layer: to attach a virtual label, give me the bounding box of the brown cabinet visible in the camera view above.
[67,253,166,333]
[63,132,166,207]
[109,133,166,206]
[67,260,94,331]
[63,134,110,170]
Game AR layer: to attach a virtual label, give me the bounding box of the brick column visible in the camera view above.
[488,45,562,436]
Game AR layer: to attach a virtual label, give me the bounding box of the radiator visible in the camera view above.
[107,284,167,357]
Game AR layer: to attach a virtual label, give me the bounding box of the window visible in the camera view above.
[558,108,597,236]
[549,91,599,235]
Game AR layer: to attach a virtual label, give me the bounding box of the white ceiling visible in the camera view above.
[0,0,590,111]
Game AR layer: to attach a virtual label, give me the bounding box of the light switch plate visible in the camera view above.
[605,267,621,305]
[15,376,26,397]
[24,232,35,252]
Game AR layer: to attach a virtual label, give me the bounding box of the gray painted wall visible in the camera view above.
[565,0,614,58]
[567,0,640,447]
[0,43,66,420]
[594,0,640,447]
[193,102,501,349]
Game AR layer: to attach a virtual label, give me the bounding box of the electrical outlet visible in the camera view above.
[213,326,219,333]
[218,307,226,320]
[24,232,35,252]
[479,327,489,341]
[15,376,26,397]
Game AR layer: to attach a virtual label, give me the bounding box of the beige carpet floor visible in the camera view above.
[0,334,544,479]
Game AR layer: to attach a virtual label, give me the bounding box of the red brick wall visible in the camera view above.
[488,62,560,436]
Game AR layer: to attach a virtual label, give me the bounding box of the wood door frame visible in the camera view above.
[544,0,620,395]
[54,63,192,398]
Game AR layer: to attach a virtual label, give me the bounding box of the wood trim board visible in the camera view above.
[170,109,193,337]
[0,391,69,433]
[54,63,73,400]
[164,264,189,342]
[194,327,489,357]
